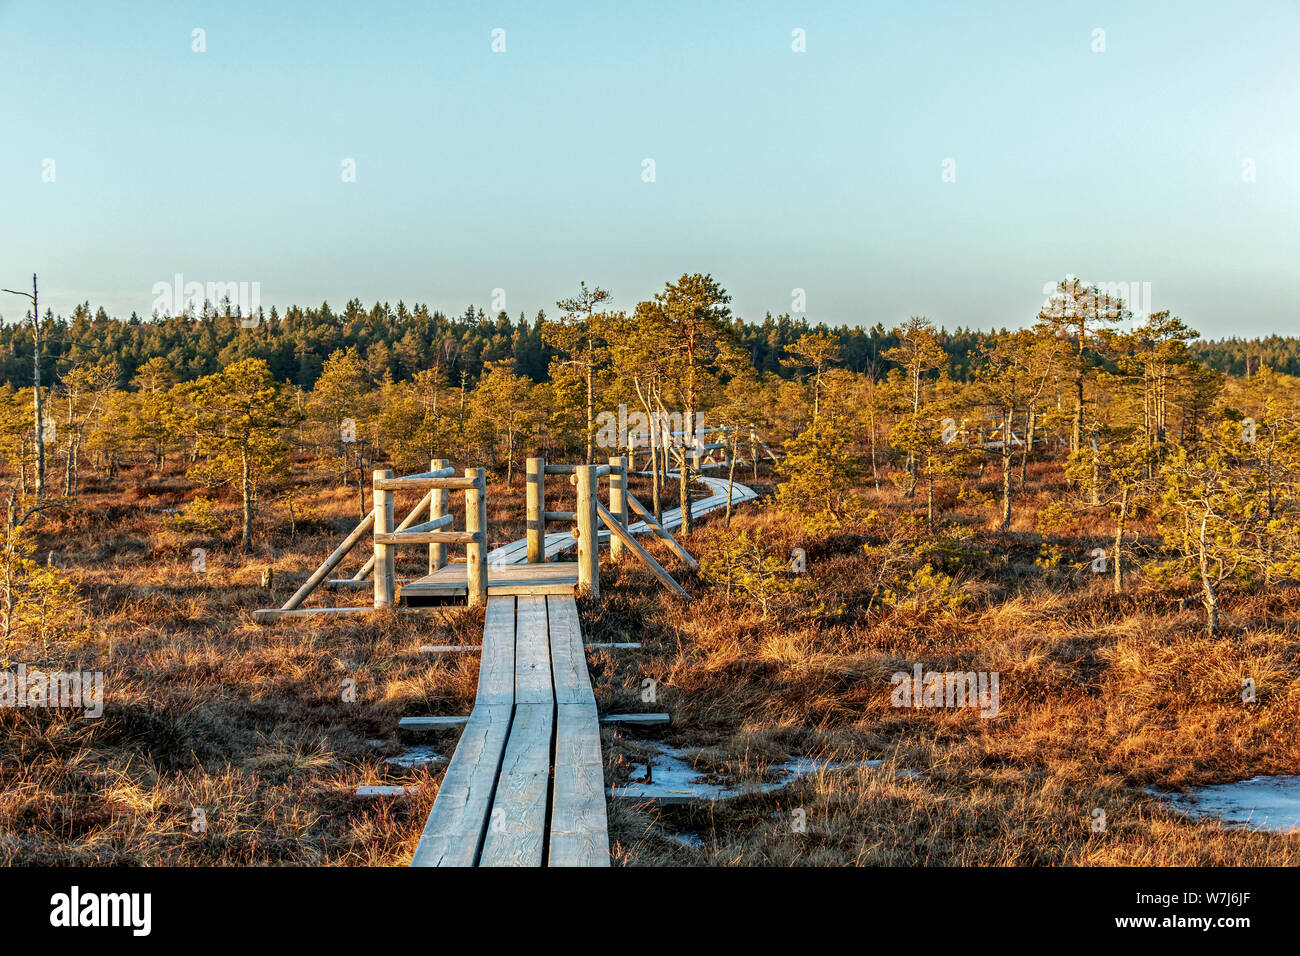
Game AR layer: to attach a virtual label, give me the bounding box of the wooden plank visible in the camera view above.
[476,596,517,707]
[514,596,552,704]
[375,530,478,545]
[479,702,553,867]
[409,705,512,867]
[252,605,452,622]
[548,595,595,707]
[597,501,689,599]
[399,561,578,600]
[549,702,609,867]
[399,715,470,732]
[419,644,480,654]
[356,785,418,797]
[479,593,553,867]
[409,596,516,867]
[600,713,670,725]
[374,475,480,491]
[584,642,641,650]
[546,593,610,866]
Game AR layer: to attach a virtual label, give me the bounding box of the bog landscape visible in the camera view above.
[2,3,1296,880]
[0,277,1297,866]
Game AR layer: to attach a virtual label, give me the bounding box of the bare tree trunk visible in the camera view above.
[725,441,737,526]
[32,275,44,501]
[585,360,594,465]
[1000,409,1013,530]
[1113,484,1128,594]
[1197,517,1219,635]
[241,446,254,551]
[1020,404,1035,488]
[680,400,695,535]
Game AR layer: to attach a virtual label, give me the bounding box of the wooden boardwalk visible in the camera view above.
[409,594,607,867]
[408,473,756,867]
[485,474,757,565]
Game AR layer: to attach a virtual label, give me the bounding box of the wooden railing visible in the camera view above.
[526,456,685,599]
[372,464,488,606]
[257,451,705,622]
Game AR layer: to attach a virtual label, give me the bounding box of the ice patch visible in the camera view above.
[611,744,882,804]
[1152,775,1300,833]
[386,745,447,769]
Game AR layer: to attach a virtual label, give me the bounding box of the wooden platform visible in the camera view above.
[399,561,579,604]
[409,594,609,867]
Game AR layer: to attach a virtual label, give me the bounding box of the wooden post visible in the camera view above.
[373,469,396,608]
[576,464,599,598]
[608,455,628,561]
[465,467,488,607]
[428,458,449,573]
[526,456,545,563]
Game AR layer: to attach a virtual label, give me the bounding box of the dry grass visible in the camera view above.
[596,470,1300,866]
[3,459,1297,865]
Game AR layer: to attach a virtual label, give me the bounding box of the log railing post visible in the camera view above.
[608,455,628,561]
[576,464,599,598]
[526,456,545,563]
[465,467,488,606]
[428,457,449,573]
[373,469,396,608]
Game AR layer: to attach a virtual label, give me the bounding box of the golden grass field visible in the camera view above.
[2,459,1297,866]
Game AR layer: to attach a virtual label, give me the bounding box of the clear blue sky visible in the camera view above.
[2,0,1297,337]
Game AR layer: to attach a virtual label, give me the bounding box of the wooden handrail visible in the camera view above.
[375,474,481,491]
[375,530,480,545]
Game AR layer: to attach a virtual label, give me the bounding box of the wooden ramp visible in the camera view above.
[409,594,608,867]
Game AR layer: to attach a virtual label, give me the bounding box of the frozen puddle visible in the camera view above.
[386,745,447,770]
[611,744,882,805]
[1153,775,1300,833]
[666,831,706,850]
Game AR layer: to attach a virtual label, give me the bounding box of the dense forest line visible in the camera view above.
[0,272,1296,657]
[0,296,1297,391]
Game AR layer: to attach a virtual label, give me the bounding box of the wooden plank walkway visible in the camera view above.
[409,594,608,867]
[408,474,756,867]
